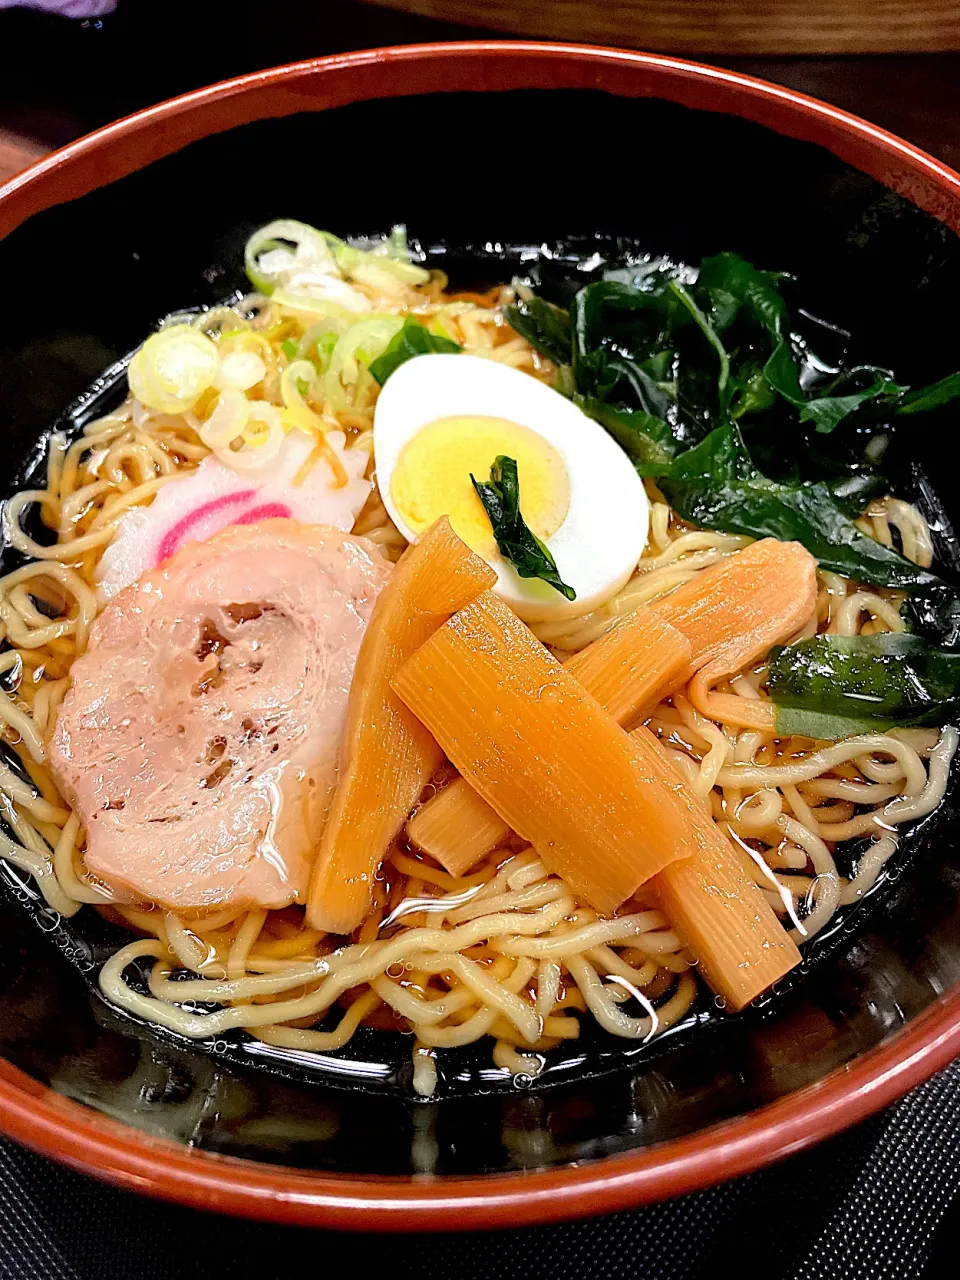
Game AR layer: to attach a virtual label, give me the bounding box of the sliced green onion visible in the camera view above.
[229,403,285,472]
[199,388,250,450]
[281,359,323,432]
[296,322,339,371]
[215,350,266,392]
[271,286,367,318]
[340,250,429,286]
[333,224,429,286]
[128,324,220,414]
[428,301,472,340]
[199,394,286,473]
[244,219,337,295]
[269,291,356,337]
[377,258,430,285]
[323,316,405,411]
[349,262,410,300]
[386,224,409,261]
[245,218,430,304]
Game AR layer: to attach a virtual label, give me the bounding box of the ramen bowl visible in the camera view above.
[1,42,960,1230]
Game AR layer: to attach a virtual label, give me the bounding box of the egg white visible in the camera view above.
[374,353,650,622]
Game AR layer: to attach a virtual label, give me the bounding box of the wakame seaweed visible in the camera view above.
[505,297,572,369]
[369,315,460,385]
[654,424,949,592]
[505,248,960,649]
[767,632,960,738]
[471,456,576,600]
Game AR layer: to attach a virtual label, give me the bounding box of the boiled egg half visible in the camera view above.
[374,354,650,622]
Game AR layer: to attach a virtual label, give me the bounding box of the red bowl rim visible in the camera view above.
[2,39,960,1230]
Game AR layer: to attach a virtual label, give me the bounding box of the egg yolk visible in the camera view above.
[389,415,571,560]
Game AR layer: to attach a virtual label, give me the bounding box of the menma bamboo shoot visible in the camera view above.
[563,605,693,728]
[633,726,801,1009]
[306,518,495,934]
[653,537,817,687]
[407,604,691,875]
[393,591,720,916]
[406,779,513,877]
[408,538,816,873]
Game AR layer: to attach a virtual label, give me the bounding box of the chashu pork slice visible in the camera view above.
[49,519,392,912]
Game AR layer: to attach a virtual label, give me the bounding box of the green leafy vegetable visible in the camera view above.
[906,586,960,650]
[666,279,730,406]
[368,315,461,386]
[730,362,778,419]
[573,396,677,472]
[511,248,960,450]
[768,632,960,737]
[504,249,960,641]
[504,298,572,369]
[694,254,904,432]
[897,371,960,416]
[567,280,711,454]
[827,471,889,519]
[799,376,901,434]
[281,337,298,361]
[696,252,804,417]
[656,425,945,592]
[470,456,575,601]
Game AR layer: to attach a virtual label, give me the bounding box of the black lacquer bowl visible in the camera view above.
[1,44,960,1229]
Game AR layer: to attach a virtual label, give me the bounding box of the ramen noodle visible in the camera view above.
[0,223,955,1096]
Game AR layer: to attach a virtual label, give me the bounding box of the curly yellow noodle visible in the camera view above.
[0,275,954,1095]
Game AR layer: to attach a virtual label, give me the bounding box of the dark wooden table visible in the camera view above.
[0,0,959,183]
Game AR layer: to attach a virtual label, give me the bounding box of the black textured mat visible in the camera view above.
[1,1058,959,1280]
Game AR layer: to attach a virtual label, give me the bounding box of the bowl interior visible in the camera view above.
[2,86,960,1179]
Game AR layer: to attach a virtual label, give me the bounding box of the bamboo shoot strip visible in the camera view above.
[563,606,693,729]
[658,537,817,732]
[637,725,801,1009]
[408,604,691,875]
[306,518,496,934]
[408,538,816,873]
[406,779,513,877]
[654,537,817,687]
[393,591,710,916]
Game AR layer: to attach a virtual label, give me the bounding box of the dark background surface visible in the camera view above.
[0,0,959,172]
[1,1,960,1275]
[0,1062,957,1278]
